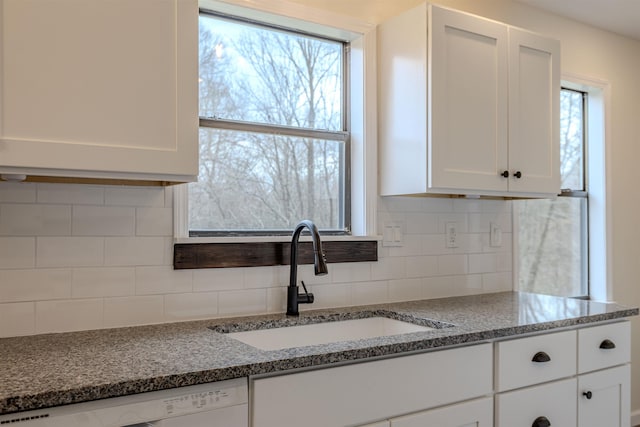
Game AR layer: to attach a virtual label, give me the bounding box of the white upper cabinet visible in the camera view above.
[508,27,561,194]
[378,3,560,197]
[0,0,199,184]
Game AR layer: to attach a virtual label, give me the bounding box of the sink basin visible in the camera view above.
[224,316,434,351]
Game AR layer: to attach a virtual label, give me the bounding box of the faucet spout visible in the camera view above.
[287,220,327,316]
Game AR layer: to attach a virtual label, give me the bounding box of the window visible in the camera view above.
[515,88,589,297]
[190,11,349,236]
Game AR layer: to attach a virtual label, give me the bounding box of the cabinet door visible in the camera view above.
[496,378,577,427]
[0,0,198,183]
[429,5,509,193]
[251,344,493,427]
[578,364,630,427]
[508,27,560,195]
[391,397,493,427]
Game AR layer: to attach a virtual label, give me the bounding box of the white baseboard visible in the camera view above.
[631,409,640,426]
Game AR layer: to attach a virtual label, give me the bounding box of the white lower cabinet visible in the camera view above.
[390,397,493,427]
[496,378,577,426]
[251,344,492,427]
[578,363,630,427]
[495,321,630,427]
[358,397,493,427]
[250,321,631,427]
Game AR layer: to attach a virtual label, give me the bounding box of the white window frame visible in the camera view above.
[174,0,378,242]
[513,73,612,301]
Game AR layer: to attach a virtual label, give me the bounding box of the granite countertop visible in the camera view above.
[0,291,637,415]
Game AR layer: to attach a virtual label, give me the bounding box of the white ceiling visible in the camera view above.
[515,0,640,40]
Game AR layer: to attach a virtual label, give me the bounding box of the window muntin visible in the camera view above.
[515,88,588,298]
[191,12,349,235]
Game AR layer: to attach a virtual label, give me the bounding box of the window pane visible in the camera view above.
[516,197,587,297]
[198,14,343,132]
[190,128,344,231]
[560,89,584,190]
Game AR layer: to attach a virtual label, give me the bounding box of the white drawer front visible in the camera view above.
[496,378,577,427]
[578,321,630,373]
[496,330,576,391]
[251,343,493,427]
[390,396,493,427]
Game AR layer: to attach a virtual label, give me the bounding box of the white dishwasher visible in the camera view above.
[0,378,248,427]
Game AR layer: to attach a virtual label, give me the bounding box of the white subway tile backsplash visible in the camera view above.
[421,198,455,213]
[388,278,422,302]
[405,255,438,278]
[0,204,71,236]
[468,253,497,274]
[104,237,164,266]
[437,254,468,276]
[218,289,267,316]
[164,292,218,321]
[73,206,135,236]
[104,187,165,207]
[103,295,164,328]
[303,283,351,310]
[0,181,514,337]
[136,266,192,295]
[423,274,483,299]
[37,237,104,268]
[405,213,439,234]
[193,268,243,292]
[0,182,37,203]
[35,298,103,334]
[352,281,388,306]
[0,302,35,337]
[266,287,287,313]
[244,266,280,289]
[135,207,172,236]
[331,262,371,283]
[72,267,135,298]
[0,268,71,302]
[482,272,513,292]
[37,184,104,205]
[371,256,405,281]
[0,237,36,268]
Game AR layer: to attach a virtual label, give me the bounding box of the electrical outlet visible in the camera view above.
[490,222,502,247]
[446,222,458,248]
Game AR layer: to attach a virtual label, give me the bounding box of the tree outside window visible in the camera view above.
[190,13,348,235]
[515,88,588,297]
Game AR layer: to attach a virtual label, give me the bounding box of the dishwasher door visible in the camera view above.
[0,378,248,427]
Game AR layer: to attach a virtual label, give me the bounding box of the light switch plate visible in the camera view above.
[383,222,403,247]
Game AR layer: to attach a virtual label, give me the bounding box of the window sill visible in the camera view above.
[173,236,379,270]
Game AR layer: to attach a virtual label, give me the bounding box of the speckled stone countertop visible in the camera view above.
[0,291,637,415]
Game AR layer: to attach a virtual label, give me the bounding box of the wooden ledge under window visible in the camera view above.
[173,240,378,269]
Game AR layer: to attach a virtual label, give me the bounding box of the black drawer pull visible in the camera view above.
[532,351,551,363]
[599,339,616,350]
[532,416,551,427]
[583,391,593,399]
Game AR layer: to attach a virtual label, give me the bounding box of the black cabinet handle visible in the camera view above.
[532,416,551,427]
[532,351,551,363]
[500,170,509,178]
[583,391,593,399]
[599,339,616,350]
[514,171,523,179]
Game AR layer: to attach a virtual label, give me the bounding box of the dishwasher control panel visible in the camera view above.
[0,378,248,426]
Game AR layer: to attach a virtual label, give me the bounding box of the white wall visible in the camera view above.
[0,182,512,337]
